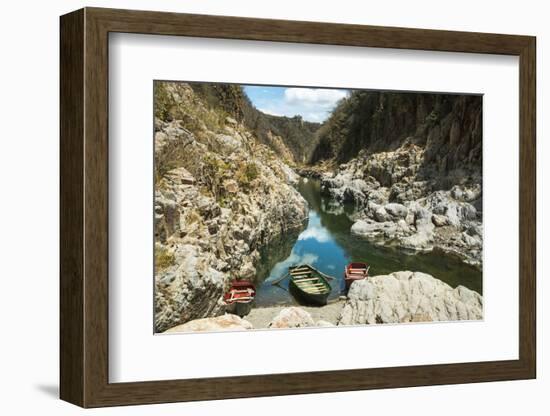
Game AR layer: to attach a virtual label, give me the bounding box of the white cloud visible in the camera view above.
[298,226,331,243]
[284,88,348,106]
[247,87,349,123]
[258,107,282,117]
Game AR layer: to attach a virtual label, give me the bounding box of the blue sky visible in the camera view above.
[244,85,349,123]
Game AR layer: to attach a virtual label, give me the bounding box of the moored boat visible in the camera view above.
[223,280,256,317]
[288,264,332,306]
[344,262,370,289]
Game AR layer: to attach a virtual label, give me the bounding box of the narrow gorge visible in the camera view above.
[154,82,483,333]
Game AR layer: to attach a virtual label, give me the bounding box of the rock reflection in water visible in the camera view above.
[255,178,482,307]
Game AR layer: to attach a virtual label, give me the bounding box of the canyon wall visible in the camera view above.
[154,82,308,331]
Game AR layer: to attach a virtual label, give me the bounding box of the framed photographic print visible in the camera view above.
[60,7,536,408]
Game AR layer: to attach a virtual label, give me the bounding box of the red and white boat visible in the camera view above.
[223,280,256,317]
[344,262,370,289]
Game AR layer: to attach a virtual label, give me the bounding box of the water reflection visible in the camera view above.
[255,178,482,307]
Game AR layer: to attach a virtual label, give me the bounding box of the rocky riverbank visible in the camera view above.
[163,271,482,333]
[321,141,482,269]
[309,91,483,270]
[338,271,483,325]
[154,82,308,332]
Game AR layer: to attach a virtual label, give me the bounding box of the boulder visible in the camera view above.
[164,314,253,333]
[155,193,179,240]
[432,214,448,227]
[350,219,372,238]
[351,219,400,242]
[338,272,483,326]
[368,187,389,205]
[315,320,335,327]
[268,307,315,328]
[216,133,242,153]
[373,206,390,222]
[384,203,408,219]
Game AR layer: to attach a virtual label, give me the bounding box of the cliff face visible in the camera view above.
[313,91,483,268]
[245,113,320,164]
[311,91,482,183]
[191,83,320,164]
[154,82,308,332]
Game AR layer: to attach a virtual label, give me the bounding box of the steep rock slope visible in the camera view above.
[154,82,308,332]
[313,91,483,268]
[191,83,321,163]
[312,91,482,176]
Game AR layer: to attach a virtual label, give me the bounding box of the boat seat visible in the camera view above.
[229,296,253,302]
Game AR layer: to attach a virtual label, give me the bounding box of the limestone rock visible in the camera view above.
[374,206,390,222]
[223,179,239,194]
[384,203,408,219]
[153,82,309,332]
[313,128,482,268]
[338,272,483,326]
[164,314,253,333]
[316,320,335,327]
[225,116,238,126]
[165,167,196,185]
[268,307,315,328]
[432,214,448,227]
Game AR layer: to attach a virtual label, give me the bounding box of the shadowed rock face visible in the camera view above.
[191,83,321,164]
[311,92,482,174]
[338,271,483,325]
[313,91,482,268]
[154,82,308,332]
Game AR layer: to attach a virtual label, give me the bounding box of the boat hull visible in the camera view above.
[289,281,329,306]
[344,262,369,290]
[288,265,332,306]
[224,280,256,317]
[225,300,254,317]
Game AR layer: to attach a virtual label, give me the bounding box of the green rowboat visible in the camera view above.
[288,264,332,306]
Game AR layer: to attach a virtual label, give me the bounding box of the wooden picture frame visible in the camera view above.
[60,7,536,408]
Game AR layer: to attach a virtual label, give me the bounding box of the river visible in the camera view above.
[254,178,482,307]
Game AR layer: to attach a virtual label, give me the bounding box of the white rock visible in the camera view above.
[374,206,390,222]
[338,272,483,326]
[316,320,335,327]
[164,314,253,333]
[350,220,370,237]
[384,203,408,218]
[268,307,315,328]
[432,214,448,227]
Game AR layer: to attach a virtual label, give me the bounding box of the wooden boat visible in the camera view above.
[344,262,370,289]
[223,280,256,317]
[288,264,332,306]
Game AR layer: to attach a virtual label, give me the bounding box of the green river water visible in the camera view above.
[255,178,482,307]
